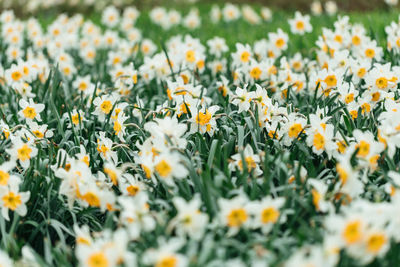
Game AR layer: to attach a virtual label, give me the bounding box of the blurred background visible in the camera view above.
[0,0,397,15]
[221,0,392,11]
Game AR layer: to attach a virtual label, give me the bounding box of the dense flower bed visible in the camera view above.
[2,4,400,267]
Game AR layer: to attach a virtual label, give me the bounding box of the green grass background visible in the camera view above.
[35,4,400,53]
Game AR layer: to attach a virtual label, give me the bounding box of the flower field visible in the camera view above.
[3,1,400,266]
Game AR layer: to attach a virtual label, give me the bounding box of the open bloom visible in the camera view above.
[18,98,45,121]
[73,75,95,97]
[0,178,30,221]
[92,94,118,122]
[189,105,219,136]
[6,138,38,169]
[231,84,255,113]
[352,130,384,168]
[153,152,188,185]
[248,196,286,233]
[171,195,209,240]
[218,194,250,235]
[289,12,313,35]
[28,121,53,140]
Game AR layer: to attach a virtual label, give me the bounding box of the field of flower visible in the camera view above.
[3,1,400,266]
